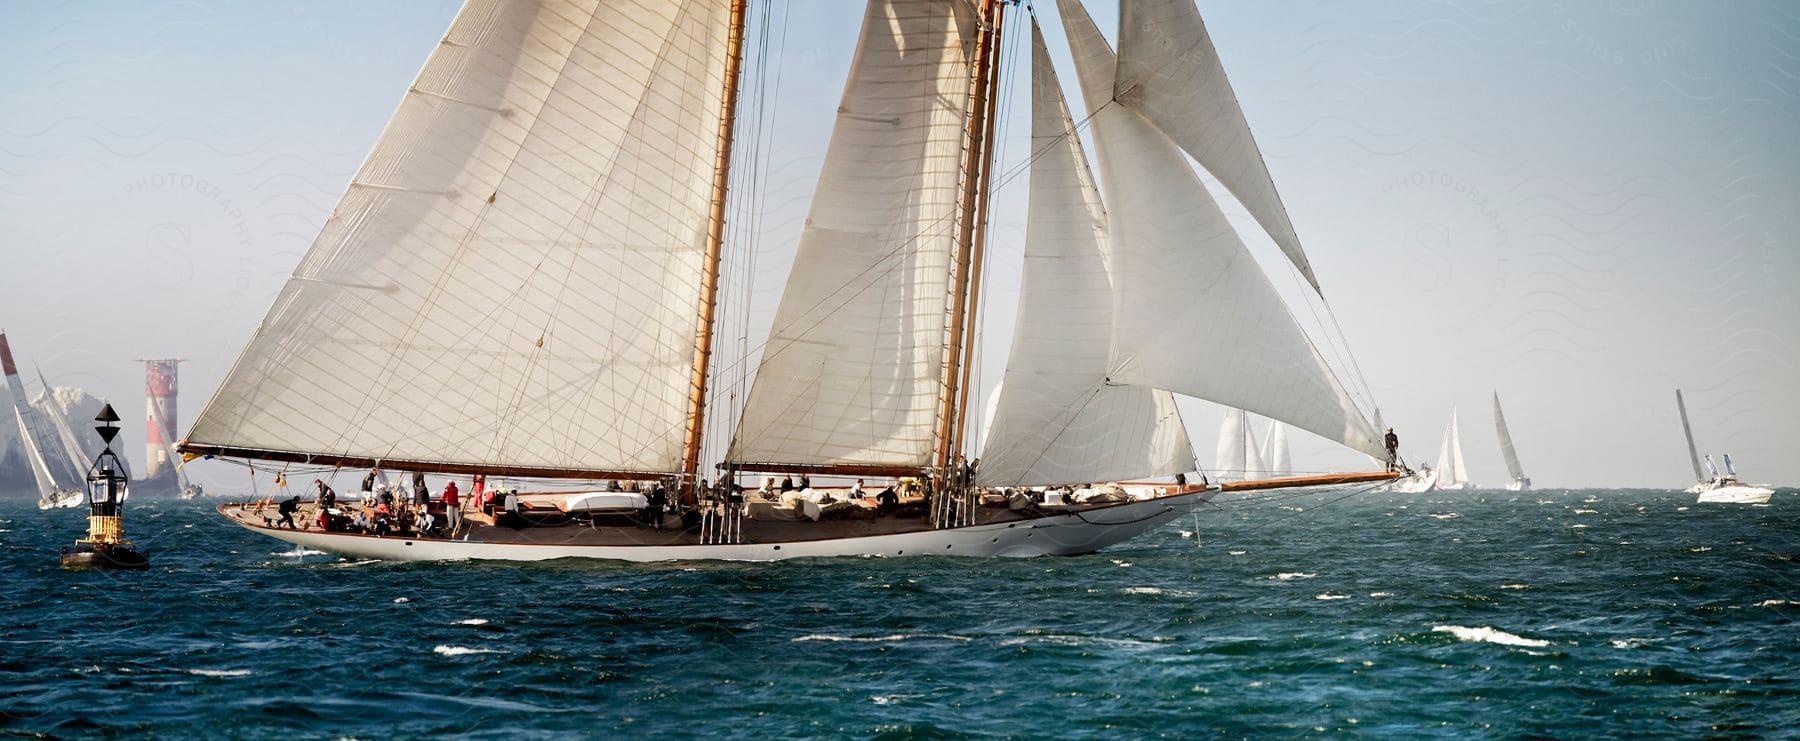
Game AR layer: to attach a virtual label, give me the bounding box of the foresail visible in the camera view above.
[1056,0,1384,461]
[185,0,733,476]
[730,0,978,471]
[1492,392,1525,481]
[976,21,1193,487]
[1114,0,1318,292]
[1434,411,1456,483]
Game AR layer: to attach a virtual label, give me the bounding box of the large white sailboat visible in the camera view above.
[0,333,86,509]
[1676,390,1774,504]
[186,0,1396,562]
[1491,392,1530,491]
[1431,407,1476,491]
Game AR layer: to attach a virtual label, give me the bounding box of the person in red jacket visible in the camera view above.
[442,480,462,536]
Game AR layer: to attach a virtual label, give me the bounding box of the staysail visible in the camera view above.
[184,0,735,477]
[730,0,979,472]
[976,21,1193,487]
[1112,0,1318,292]
[1056,0,1383,461]
[1492,391,1526,483]
[1675,389,1703,482]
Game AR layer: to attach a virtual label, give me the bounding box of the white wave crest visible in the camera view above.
[1315,593,1350,601]
[1755,599,1792,608]
[187,668,252,677]
[434,645,503,656]
[792,633,972,643]
[1432,625,1550,648]
[454,618,490,625]
[1271,572,1317,581]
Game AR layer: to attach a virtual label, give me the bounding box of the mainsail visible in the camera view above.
[975,21,1193,487]
[1112,0,1318,292]
[1056,0,1384,461]
[1675,389,1703,482]
[1492,391,1526,484]
[184,0,735,477]
[730,0,979,472]
[0,334,82,496]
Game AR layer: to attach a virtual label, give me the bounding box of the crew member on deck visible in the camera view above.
[313,479,336,510]
[277,495,301,529]
[361,467,380,496]
[1384,427,1400,471]
[442,480,462,536]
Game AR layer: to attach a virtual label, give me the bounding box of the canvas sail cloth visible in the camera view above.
[1056,0,1384,461]
[1491,392,1526,483]
[1113,0,1318,293]
[185,0,733,476]
[1213,408,1246,482]
[1434,408,1469,487]
[977,22,1193,487]
[1263,421,1291,477]
[731,0,978,471]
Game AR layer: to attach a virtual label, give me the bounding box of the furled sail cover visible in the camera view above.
[186,0,732,475]
[1056,0,1384,461]
[976,22,1193,488]
[730,0,978,470]
[1492,392,1525,482]
[1113,0,1318,293]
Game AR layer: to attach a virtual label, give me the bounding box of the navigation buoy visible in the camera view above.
[60,402,149,570]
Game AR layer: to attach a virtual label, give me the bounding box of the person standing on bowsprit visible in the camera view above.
[1383,427,1400,472]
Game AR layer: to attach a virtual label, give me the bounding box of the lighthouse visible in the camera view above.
[142,359,182,479]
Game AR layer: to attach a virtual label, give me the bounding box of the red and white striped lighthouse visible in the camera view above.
[142,359,182,479]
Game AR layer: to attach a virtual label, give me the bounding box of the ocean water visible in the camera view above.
[0,488,1794,738]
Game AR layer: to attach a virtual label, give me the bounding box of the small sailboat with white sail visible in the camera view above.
[1677,391,1773,504]
[1492,392,1529,491]
[0,333,86,509]
[1432,407,1476,491]
[183,0,1398,561]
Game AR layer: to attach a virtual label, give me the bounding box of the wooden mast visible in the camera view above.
[933,0,1004,472]
[949,4,1006,462]
[682,0,751,502]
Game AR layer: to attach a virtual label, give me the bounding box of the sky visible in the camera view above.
[0,0,1796,491]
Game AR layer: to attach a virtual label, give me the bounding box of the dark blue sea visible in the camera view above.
[1,489,1794,738]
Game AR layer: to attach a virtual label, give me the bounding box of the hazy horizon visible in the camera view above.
[2,0,1795,492]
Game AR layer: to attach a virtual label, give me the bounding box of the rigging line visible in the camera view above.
[1202,482,1383,536]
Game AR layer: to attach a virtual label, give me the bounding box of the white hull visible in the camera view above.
[37,488,83,509]
[1384,471,1437,493]
[229,491,1213,563]
[1695,484,1774,504]
[1504,480,1530,492]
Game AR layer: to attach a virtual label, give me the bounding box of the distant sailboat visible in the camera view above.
[1262,421,1291,478]
[1212,410,1283,481]
[1491,392,1530,491]
[1432,407,1475,491]
[0,333,85,508]
[1678,390,1774,504]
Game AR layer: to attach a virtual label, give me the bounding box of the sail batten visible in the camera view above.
[1056,0,1384,461]
[975,20,1194,488]
[185,0,735,476]
[729,0,979,472]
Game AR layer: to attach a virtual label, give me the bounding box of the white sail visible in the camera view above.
[1112,0,1318,292]
[1056,0,1384,461]
[1243,417,1265,479]
[1,334,80,496]
[185,0,734,476]
[730,0,978,471]
[1213,408,1246,482]
[1675,389,1703,482]
[1369,407,1385,466]
[1264,421,1290,477]
[1434,407,1470,488]
[976,21,1193,487]
[1492,391,1526,483]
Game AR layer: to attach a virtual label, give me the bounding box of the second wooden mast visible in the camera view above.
[933,0,1007,474]
[682,0,751,501]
